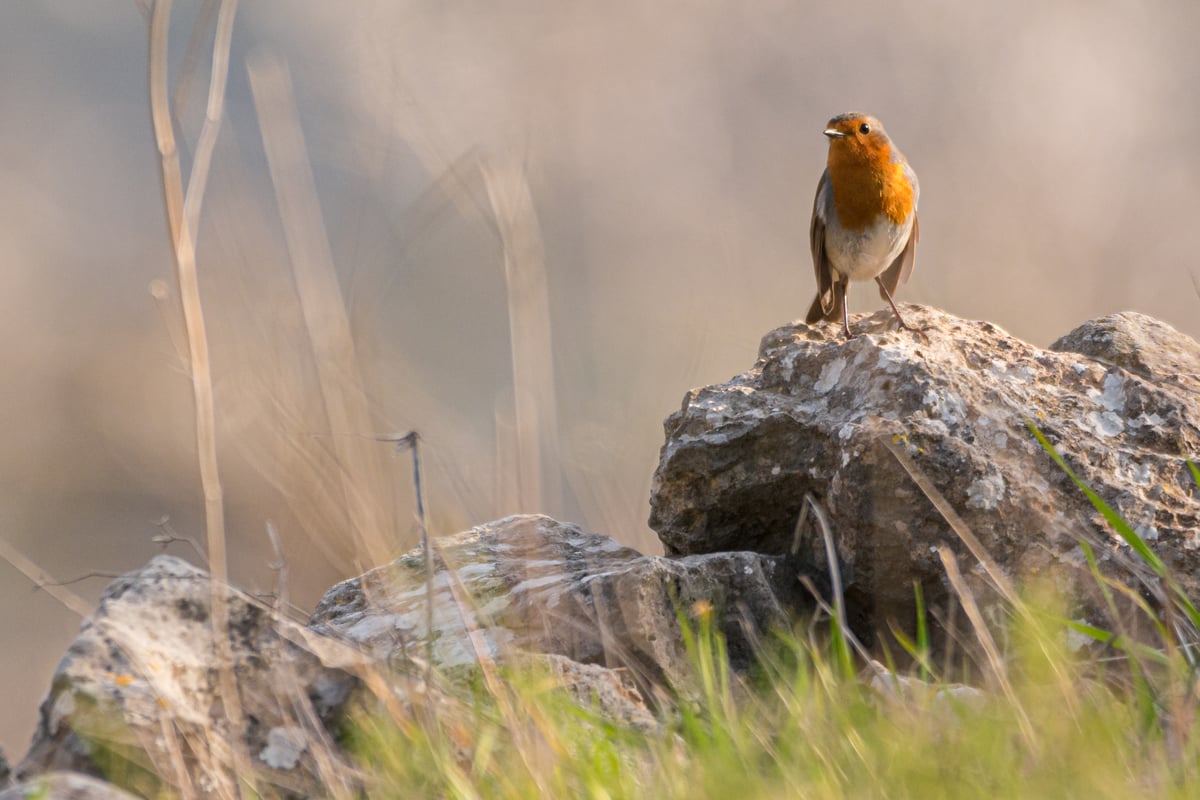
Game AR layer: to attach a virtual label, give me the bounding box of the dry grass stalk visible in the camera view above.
[879,434,1020,606]
[881,433,1083,720]
[0,535,92,618]
[937,546,1036,749]
[147,0,250,794]
[481,151,563,518]
[247,52,394,570]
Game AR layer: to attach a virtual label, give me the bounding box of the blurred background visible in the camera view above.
[2,0,1199,756]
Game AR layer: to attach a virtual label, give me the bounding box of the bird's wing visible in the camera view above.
[807,169,837,320]
[877,212,918,299]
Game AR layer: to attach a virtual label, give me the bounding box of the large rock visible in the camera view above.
[649,306,1200,639]
[309,514,801,693]
[17,555,358,799]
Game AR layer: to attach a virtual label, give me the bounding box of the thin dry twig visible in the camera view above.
[379,432,436,677]
[793,493,848,638]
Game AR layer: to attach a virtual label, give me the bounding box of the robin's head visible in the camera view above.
[823,113,897,167]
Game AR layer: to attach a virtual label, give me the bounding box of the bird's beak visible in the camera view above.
[824,129,847,139]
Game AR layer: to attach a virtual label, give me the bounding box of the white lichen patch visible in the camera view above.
[814,357,847,394]
[1118,458,1153,487]
[260,726,308,770]
[837,423,857,441]
[922,387,968,426]
[1086,373,1127,416]
[1085,410,1125,438]
[1100,373,1127,412]
[966,473,1006,510]
[778,351,798,382]
[875,347,905,374]
[1130,412,1165,429]
[992,360,1034,382]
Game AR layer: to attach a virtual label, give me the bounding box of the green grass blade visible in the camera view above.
[1027,422,1166,574]
[914,580,931,683]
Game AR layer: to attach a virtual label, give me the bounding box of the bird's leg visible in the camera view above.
[839,281,854,339]
[875,277,926,333]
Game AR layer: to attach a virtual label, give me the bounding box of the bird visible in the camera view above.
[806,112,920,339]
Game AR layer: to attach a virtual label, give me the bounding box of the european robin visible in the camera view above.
[806,112,920,339]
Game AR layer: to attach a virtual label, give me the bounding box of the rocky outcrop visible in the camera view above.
[16,555,358,799]
[17,307,1200,797]
[17,516,796,796]
[309,514,801,694]
[649,306,1200,640]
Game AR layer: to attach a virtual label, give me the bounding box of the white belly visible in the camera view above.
[825,214,911,282]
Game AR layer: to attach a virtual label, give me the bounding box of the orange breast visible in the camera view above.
[827,150,914,231]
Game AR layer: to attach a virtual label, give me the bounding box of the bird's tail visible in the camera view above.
[805,280,845,325]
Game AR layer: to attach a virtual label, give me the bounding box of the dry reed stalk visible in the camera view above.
[170,0,220,125]
[881,434,1083,719]
[0,536,92,618]
[879,434,1020,606]
[937,546,1037,749]
[247,52,394,570]
[147,0,250,794]
[481,151,563,518]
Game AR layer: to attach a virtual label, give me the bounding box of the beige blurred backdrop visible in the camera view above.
[2,0,1199,756]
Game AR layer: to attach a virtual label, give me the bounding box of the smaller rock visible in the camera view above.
[863,660,983,708]
[1050,312,1200,392]
[18,555,359,798]
[537,654,657,732]
[0,772,141,800]
[310,515,801,695]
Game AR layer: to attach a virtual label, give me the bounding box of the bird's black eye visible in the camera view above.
[858,122,871,135]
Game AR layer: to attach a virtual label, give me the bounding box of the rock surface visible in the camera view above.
[20,306,1200,795]
[649,306,1200,640]
[0,772,142,800]
[310,514,801,694]
[17,555,358,799]
[19,516,792,795]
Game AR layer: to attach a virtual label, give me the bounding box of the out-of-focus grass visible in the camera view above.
[341,440,1200,799]
[345,583,1200,799]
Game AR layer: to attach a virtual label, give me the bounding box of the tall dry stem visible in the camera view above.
[248,52,394,570]
[147,0,250,794]
[482,151,563,517]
